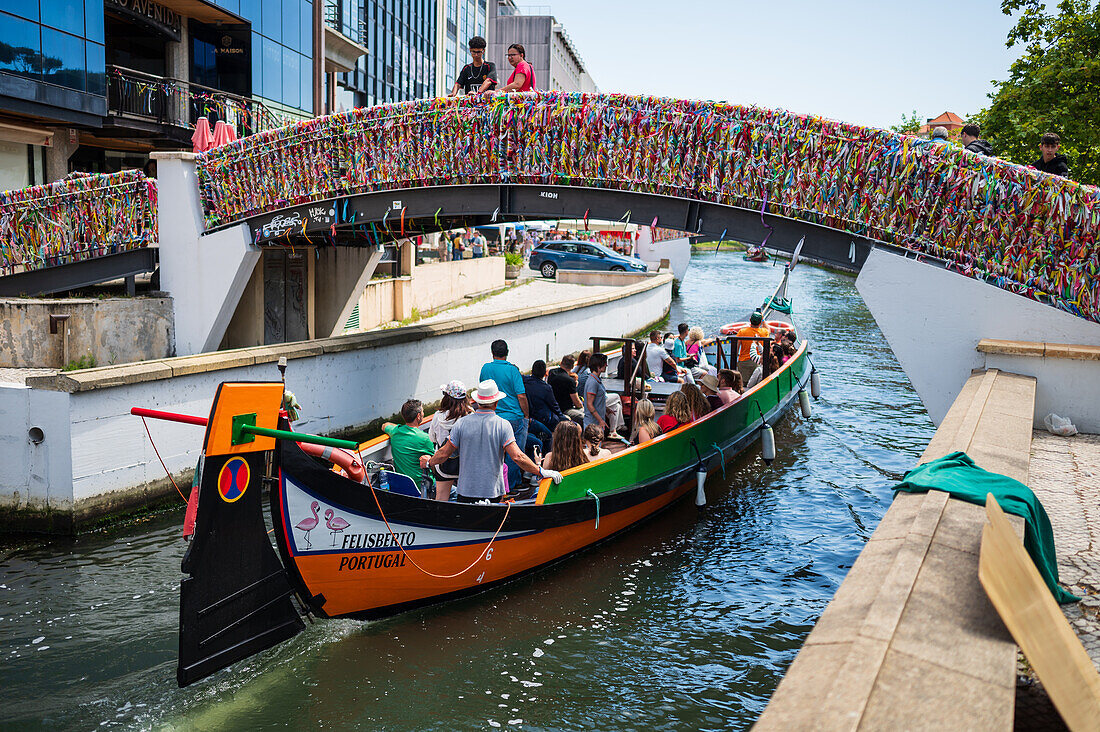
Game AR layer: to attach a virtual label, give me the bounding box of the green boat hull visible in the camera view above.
[541,344,811,504]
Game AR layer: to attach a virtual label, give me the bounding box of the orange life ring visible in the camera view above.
[299,442,366,482]
[719,320,792,335]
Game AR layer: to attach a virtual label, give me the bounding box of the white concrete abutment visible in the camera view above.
[0,274,672,532]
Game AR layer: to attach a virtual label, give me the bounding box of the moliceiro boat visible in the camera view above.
[146,244,816,688]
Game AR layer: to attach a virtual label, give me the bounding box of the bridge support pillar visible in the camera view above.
[856,248,1100,427]
[151,152,261,357]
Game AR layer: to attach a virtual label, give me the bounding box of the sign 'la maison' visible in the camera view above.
[106,0,183,41]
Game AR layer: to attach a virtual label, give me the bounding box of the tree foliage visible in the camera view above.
[975,0,1100,185]
[891,110,923,135]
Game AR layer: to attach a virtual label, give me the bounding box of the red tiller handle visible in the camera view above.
[130,407,209,427]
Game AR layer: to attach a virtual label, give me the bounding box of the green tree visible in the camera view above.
[890,110,923,135]
[975,0,1100,185]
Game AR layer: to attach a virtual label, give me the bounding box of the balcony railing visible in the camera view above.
[324,0,367,46]
[107,65,287,139]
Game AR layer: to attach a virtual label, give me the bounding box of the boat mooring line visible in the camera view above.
[367,482,513,579]
[585,489,601,530]
[140,417,188,504]
[711,443,726,480]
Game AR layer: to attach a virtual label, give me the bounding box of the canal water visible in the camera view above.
[0,251,934,731]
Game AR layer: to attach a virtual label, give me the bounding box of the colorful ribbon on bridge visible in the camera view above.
[194,92,1100,324]
[0,170,158,276]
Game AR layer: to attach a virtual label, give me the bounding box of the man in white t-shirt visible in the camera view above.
[645,330,683,382]
[422,380,562,502]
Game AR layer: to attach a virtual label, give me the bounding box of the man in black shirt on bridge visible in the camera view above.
[451,36,496,96]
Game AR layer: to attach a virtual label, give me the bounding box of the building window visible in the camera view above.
[86,41,105,95]
[42,27,86,91]
[0,12,41,80]
[42,0,83,37]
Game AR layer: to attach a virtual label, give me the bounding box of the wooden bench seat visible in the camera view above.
[757,369,1034,730]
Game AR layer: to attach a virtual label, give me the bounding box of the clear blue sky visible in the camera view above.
[541,0,1024,129]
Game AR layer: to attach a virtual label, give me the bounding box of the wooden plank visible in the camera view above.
[979,495,1100,731]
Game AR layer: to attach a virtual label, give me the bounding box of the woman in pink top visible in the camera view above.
[499,43,535,92]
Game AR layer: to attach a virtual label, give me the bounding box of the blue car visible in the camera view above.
[528,240,649,278]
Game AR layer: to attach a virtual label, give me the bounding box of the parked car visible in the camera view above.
[528,240,649,278]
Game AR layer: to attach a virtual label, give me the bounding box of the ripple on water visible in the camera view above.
[0,253,934,731]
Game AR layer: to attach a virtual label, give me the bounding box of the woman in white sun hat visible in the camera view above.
[426,380,472,501]
[422,379,562,503]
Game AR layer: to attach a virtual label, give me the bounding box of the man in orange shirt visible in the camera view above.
[736,311,770,385]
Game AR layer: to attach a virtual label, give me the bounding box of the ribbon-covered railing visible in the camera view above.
[196,92,1100,322]
[0,170,158,275]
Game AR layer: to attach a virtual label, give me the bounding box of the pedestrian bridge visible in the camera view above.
[193,91,1099,325]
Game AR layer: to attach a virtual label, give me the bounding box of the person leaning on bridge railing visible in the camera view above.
[451,36,496,96]
[1033,132,1070,178]
[497,44,536,93]
[960,123,993,156]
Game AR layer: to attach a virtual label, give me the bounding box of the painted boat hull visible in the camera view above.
[272,345,812,620]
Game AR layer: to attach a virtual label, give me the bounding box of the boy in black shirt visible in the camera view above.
[451,36,496,96]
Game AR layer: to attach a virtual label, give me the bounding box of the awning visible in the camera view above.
[158,0,246,25]
[0,121,53,147]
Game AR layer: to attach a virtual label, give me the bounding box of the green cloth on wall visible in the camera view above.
[893,451,1079,604]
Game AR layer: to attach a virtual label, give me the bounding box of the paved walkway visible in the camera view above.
[1030,430,1100,668]
[412,279,623,326]
[0,367,58,386]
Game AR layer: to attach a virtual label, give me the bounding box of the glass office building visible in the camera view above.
[439,0,486,95]
[208,0,313,117]
[328,0,436,109]
[0,1,106,105]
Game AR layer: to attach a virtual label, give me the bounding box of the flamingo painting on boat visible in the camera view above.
[325,509,351,546]
[295,501,320,549]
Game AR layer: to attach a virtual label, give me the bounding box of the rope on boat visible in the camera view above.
[141,416,188,503]
[367,483,513,579]
[585,489,600,530]
[711,443,726,480]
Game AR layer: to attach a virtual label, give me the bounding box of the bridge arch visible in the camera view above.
[196,92,1099,323]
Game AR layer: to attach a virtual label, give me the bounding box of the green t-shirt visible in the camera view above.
[382,423,436,485]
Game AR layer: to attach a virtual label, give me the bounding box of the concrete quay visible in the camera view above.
[0,272,672,533]
[759,356,1100,730]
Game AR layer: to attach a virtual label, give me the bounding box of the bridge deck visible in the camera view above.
[757,368,1034,730]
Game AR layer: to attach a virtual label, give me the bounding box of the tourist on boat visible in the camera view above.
[672,323,693,368]
[549,354,585,423]
[421,380,562,503]
[699,374,724,410]
[524,359,565,432]
[583,353,624,439]
[542,421,586,472]
[427,381,473,501]
[657,390,693,432]
[630,398,662,445]
[479,339,531,491]
[717,369,742,402]
[680,382,711,418]
[645,330,686,383]
[746,344,780,390]
[382,399,436,490]
[686,326,717,377]
[736,311,771,384]
[574,350,592,393]
[583,424,612,461]
[616,340,651,382]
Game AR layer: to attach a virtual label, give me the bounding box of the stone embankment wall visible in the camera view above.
[348,255,505,333]
[0,273,672,532]
[0,298,174,368]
